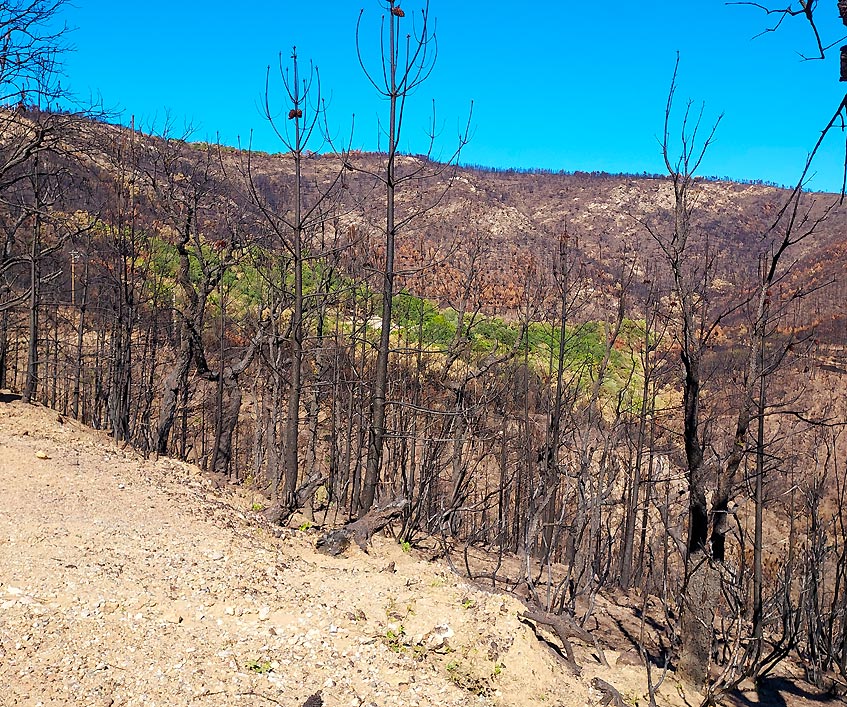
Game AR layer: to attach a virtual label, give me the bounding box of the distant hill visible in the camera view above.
[220,139,847,345]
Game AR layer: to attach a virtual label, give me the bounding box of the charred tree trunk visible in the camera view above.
[678,552,720,688]
[0,308,8,389]
[316,498,410,556]
[211,339,258,478]
[108,315,132,442]
[213,371,242,477]
[22,157,42,405]
[282,82,305,508]
[156,341,192,455]
[70,253,89,420]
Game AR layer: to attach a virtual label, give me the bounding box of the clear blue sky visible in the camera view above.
[60,1,846,191]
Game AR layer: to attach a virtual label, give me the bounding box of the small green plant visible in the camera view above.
[461,597,476,610]
[400,540,411,553]
[348,608,366,621]
[385,595,399,620]
[493,663,503,677]
[251,502,265,512]
[384,624,406,653]
[385,595,414,621]
[245,659,273,674]
[444,659,491,696]
[298,521,313,531]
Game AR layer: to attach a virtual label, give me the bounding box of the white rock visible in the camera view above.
[423,624,454,650]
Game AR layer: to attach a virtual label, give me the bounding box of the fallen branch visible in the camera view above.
[316,498,409,556]
[591,677,626,707]
[521,609,609,670]
[261,472,328,526]
[519,613,581,675]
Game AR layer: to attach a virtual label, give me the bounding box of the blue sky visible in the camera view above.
[60,1,846,191]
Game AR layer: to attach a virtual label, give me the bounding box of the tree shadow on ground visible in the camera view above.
[0,392,21,403]
[728,676,842,707]
[611,616,674,670]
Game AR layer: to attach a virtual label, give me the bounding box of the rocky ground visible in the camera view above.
[0,399,829,706]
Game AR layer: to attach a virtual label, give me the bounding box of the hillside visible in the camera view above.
[240,146,847,327]
[0,398,647,707]
[2,113,847,704]
[2,111,843,335]
[56,116,847,330]
[1,398,838,707]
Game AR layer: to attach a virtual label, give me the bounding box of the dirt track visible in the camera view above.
[0,399,696,706]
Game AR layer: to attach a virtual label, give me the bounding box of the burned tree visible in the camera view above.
[648,57,842,696]
[248,46,344,511]
[354,0,469,512]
